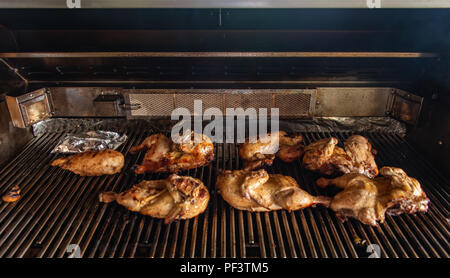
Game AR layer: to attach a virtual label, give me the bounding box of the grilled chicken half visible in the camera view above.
[99,174,209,223]
[239,131,304,170]
[130,132,214,174]
[316,167,429,226]
[302,135,378,178]
[51,149,124,176]
[217,169,330,212]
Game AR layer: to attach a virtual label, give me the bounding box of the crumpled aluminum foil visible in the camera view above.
[51,130,127,153]
[278,117,406,136]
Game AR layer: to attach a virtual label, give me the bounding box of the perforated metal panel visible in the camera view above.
[124,89,315,118]
[128,93,174,117]
[224,93,272,111]
[274,92,314,117]
[175,93,223,114]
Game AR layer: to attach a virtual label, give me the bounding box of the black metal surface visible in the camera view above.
[0,125,448,258]
[1,57,438,85]
[1,9,450,52]
[0,101,34,166]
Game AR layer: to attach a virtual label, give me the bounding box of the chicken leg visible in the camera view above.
[317,166,429,226]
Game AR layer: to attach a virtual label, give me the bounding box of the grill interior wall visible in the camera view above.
[0,121,448,258]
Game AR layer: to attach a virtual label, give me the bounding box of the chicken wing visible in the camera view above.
[99,174,209,223]
[316,166,429,226]
[302,135,378,178]
[51,149,124,176]
[239,131,303,170]
[217,169,330,212]
[130,132,214,174]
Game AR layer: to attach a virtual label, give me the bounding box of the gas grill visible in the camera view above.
[0,5,449,258]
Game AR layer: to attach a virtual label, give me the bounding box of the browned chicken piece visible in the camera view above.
[316,167,429,226]
[343,135,379,178]
[239,131,304,170]
[2,186,21,203]
[217,169,330,212]
[99,174,209,224]
[277,133,305,163]
[302,135,378,178]
[302,137,348,175]
[51,149,124,176]
[130,132,214,174]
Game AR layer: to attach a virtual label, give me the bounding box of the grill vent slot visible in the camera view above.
[224,93,272,111]
[275,92,313,117]
[124,89,316,118]
[175,93,223,114]
[128,93,174,117]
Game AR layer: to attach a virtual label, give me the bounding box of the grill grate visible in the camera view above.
[0,125,448,258]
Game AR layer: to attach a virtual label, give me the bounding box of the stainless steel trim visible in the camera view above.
[314,87,393,117]
[5,88,52,128]
[387,88,424,125]
[48,87,124,117]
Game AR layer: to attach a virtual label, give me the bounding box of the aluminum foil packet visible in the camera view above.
[51,130,127,153]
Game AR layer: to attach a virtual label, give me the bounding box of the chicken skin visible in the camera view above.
[2,186,21,202]
[51,149,124,176]
[316,167,429,226]
[302,137,348,176]
[239,131,304,170]
[302,135,378,178]
[99,174,209,224]
[217,169,330,212]
[343,135,379,178]
[130,132,214,174]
